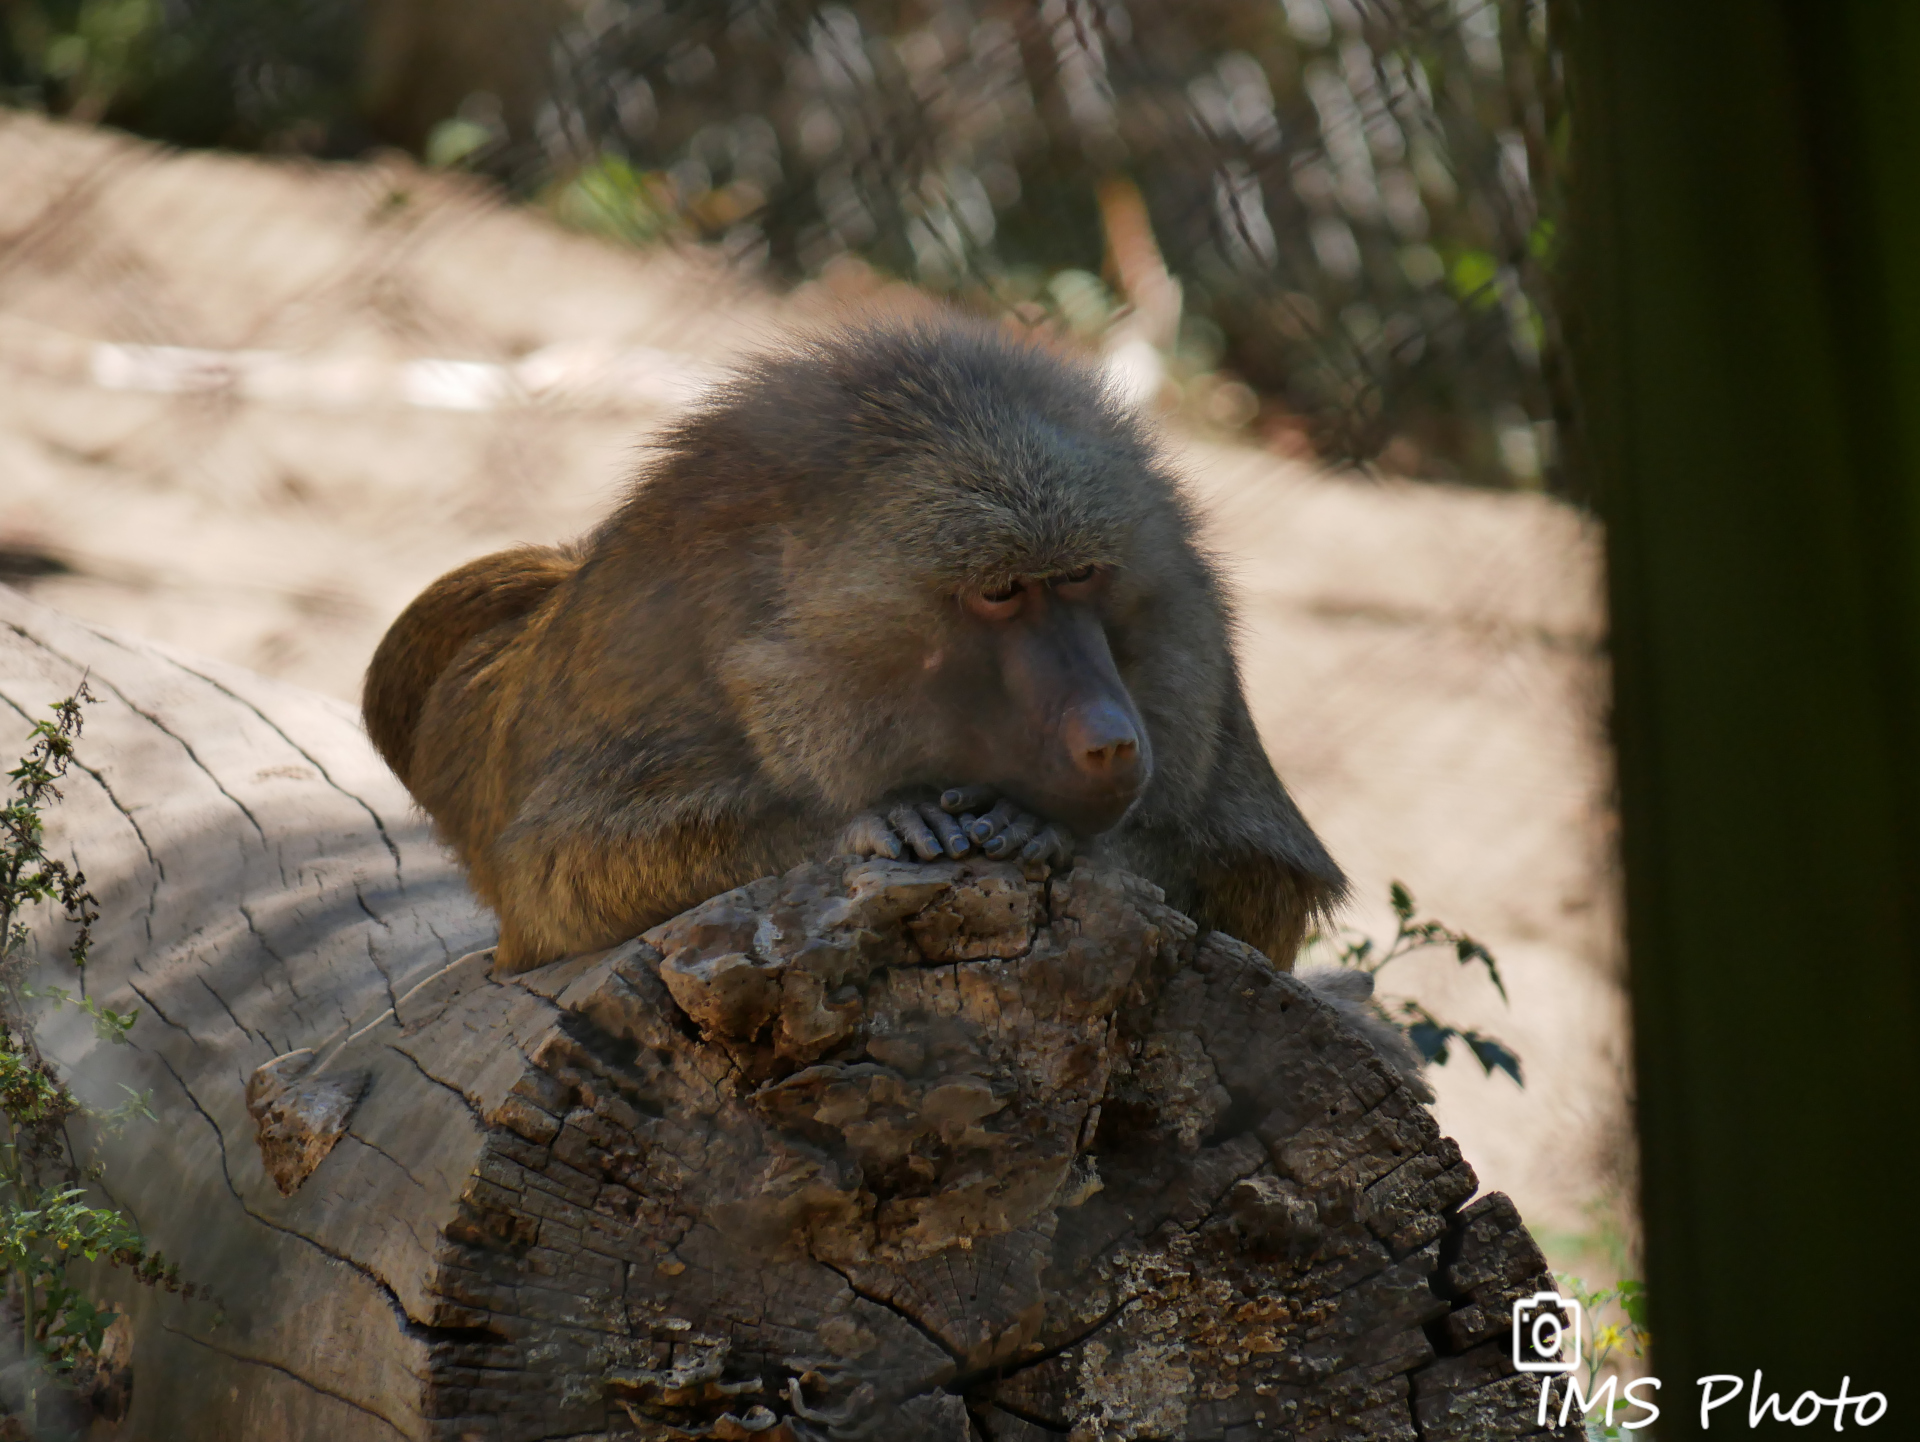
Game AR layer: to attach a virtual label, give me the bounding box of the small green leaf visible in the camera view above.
[1447,248,1502,309]
[1455,936,1509,1003]
[1616,1279,1649,1331]
[1407,1019,1453,1064]
[1462,1031,1524,1086]
[1389,881,1414,920]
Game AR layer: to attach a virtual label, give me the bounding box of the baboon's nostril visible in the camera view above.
[1065,703,1143,782]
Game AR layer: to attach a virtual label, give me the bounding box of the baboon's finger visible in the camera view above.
[983,812,1040,859]
[940,784,997,814]
[1020,824,1075,867]
[840,813,903,860]
[917,803,972,857]
[888,804,945,861]
[967,797,1022,843]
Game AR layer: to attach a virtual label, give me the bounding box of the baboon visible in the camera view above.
[365,321,1346,973]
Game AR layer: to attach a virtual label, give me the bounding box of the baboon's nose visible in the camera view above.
[1065,701,1144,788]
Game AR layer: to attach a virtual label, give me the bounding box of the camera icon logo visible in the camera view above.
[1511,1291,1582,1374]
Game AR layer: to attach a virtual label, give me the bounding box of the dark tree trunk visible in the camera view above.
[1573,2,1920,1417]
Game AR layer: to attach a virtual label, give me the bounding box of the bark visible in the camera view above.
[0,586,1573,1441]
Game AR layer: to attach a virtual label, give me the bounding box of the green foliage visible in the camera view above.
[1446,248,1506,311]
[1394,999,1523,1085]
[1554,1272,1651,1440]
[0,688,189,1425]
[17,988,136,1049]
[0,0,364,151]
[545,154,687,250]
[1310,880,1523,1085]
[0,696,98,977]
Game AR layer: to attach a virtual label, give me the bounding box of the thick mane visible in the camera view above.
[621,320,1169,583]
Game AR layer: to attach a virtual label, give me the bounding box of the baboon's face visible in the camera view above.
[935,565,1152,835]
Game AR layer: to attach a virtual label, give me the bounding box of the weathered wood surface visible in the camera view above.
[0,587,1572,1441]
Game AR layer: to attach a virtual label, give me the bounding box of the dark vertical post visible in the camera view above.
[1573,3,1920,1426]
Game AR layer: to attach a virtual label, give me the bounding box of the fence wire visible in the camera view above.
[3,0,1571,490]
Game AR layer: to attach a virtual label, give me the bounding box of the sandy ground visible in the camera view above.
[0,112,1634,1281]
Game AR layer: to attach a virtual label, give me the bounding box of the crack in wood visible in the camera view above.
[21,629,273,854]
[195,973,261,1044]
[343,1129,429,1193]
[126,980,208,1046]
[150,1051,434,1342]
[384,1040,490,1128]
[238,903,307,1002]
[152,650,408,881]
[162,1324,410,1438]
[814,1255,967,1365]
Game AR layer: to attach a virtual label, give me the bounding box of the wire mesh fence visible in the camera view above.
[2,0,1570,490]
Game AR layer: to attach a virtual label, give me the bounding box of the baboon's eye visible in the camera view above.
[1061,565,1097,583]
[965,582,1024,621]
[1055,564,1104,594]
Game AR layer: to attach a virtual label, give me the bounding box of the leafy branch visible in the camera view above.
[1392,999,1524,1087]
[1555,1272,1651,1440]
[0,686,193,1430]
[0,689,100,978]
[1310,880,1523,1086]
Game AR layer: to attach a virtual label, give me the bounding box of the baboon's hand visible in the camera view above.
[840,799,974,862]
[839,787,1075,876]
[940,787,1075,873]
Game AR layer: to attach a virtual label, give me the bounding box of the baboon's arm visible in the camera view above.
[1180,687,1347,965]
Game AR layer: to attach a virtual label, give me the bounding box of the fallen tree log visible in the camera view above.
[0,587,1573,1441]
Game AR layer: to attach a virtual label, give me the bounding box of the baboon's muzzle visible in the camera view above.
[993,597,1152,836]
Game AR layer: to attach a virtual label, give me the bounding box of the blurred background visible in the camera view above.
[0,0,1630,1295]
[1,0,1570,488]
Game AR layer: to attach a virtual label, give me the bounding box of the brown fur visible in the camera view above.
[364,321,1346,971]
[363,546,578,789]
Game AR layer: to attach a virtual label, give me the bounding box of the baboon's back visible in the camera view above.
[362,547,576,787]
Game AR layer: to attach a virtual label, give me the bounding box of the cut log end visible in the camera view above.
[379,855,1571,1440]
